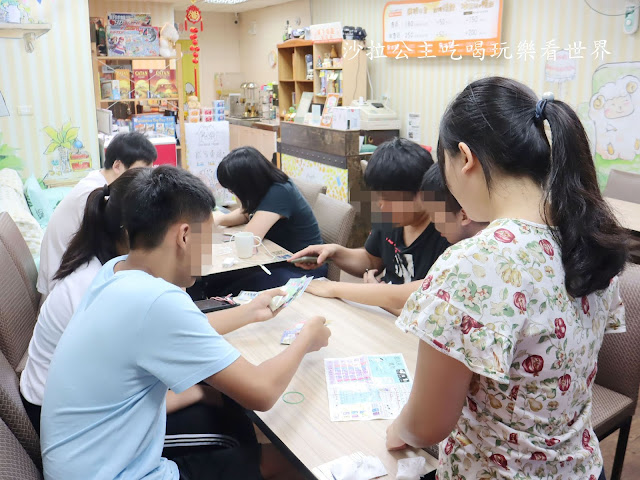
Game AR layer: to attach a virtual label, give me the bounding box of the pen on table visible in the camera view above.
[260,264,271,275]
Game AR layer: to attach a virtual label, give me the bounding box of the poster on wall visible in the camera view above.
[184,121,233,205]
[178,39,201,99]
[582,62,640,189]
[281,154,348,202]
[382,0,503,57]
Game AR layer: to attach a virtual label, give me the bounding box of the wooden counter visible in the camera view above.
[227,117,279,163]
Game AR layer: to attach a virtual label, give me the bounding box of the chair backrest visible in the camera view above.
[0,350,41,470]
[0,416,41,480]
[595,263,640,406]
[0,213,40,371]
[313,194,356,281]
[291,178,327,209]
[603,169,640,204]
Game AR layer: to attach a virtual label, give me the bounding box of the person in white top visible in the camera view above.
[36,132,157,299]
[21,168,145,425]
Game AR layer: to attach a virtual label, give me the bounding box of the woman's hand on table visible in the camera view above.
[386,421,408,451]
[246,289,286,323]
[306,279,338,298]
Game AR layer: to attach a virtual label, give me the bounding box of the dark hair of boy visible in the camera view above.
[217,146,288,215]
[364,138,434,192]
[54,168,145,281]
[104,132,157,169]
[437,76,628,297]
[123,165,216,250]
[421,163,462,214]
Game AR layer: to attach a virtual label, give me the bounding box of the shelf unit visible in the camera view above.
[277,38,367,119]
[277,39,314,119]
[0,22,51,52]
[91,44,186,163]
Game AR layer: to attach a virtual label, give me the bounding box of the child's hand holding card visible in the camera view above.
[269,276,313,311]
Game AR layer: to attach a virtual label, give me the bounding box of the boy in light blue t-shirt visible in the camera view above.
[41,166,331,480]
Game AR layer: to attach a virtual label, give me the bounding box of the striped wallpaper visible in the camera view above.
[0,1,176,182]
[311,0,640,151]
[0,0,97,181]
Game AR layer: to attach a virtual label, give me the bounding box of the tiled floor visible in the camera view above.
[600,391,640,479]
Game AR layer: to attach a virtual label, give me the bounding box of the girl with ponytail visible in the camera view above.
[20,168,144,430]
[388,77,628,480]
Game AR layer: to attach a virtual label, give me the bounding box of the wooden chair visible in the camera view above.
[593,262,640,480]
[312,194,355,281]
[291,178,326,209]
[604,170,640,204]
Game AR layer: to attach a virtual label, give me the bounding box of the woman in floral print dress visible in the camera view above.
[386,77,629,480]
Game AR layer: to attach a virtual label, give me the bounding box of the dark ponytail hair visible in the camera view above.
[437,77,628,297]
[53,168,145,281]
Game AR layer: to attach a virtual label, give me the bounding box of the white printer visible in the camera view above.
[352,100,400,130]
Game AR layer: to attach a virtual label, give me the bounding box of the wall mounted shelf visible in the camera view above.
[0,23,51,53]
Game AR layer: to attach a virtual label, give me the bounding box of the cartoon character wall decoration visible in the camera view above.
[589,75,640,161]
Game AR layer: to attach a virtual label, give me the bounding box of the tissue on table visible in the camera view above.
[329,454,386,480]
[396,456,429,480]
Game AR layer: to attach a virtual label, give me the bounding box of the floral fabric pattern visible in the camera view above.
[397,219,625,480]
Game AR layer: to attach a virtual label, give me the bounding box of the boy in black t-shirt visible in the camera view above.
[290,139,447,302]
[294,163,488,315]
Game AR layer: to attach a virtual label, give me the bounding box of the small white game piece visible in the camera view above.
[222,257,237,268]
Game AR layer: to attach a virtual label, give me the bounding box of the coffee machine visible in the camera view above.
[229,93,243,118]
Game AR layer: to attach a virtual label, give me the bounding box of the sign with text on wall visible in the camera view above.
[383,0,503,57]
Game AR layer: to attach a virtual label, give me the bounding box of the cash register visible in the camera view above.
[354,101,401,131]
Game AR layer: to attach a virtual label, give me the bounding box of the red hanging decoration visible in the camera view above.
[185,1,203,94]
[185,4,203,31]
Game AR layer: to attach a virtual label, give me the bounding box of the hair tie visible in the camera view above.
[534,91,554,122]
[102,184,110,198]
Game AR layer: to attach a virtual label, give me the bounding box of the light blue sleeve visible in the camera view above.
[137,289,241,393]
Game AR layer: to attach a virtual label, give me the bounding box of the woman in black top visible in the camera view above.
[212,147,327,292]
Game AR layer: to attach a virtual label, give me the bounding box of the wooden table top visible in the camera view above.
[201,226,292,276]
[212,294,438,479]
[606,197,640,233]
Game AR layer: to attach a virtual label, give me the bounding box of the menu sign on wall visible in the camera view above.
[383,0,503,58]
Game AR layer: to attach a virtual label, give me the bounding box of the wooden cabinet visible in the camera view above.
[229,123,278,163]
[277,39,367,118]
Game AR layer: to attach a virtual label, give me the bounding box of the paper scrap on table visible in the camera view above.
[280,322,305,345]
[269,275,313,311]
[325,354,412,422]
[396,457,428,480]
[311,451,386,480]
[234,291,260,305]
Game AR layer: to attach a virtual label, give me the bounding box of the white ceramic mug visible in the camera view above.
[234,231,261,259]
